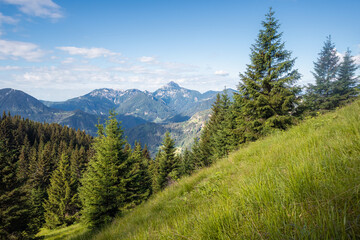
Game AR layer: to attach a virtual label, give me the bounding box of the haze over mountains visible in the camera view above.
[0,82,236,154]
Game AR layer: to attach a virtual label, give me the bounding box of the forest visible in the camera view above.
[1,9,359,240]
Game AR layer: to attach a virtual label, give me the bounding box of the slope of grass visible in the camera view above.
[46,100,360,239]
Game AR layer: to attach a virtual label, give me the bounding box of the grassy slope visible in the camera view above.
[43,100,360,239]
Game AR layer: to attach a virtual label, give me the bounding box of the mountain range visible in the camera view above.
[0,82,236,155]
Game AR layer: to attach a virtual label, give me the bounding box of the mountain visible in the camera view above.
[0,88,63,122]
[0,83,236,155]
[44,82,236,123]
[0,88,148,136]
[125,109,210,156]
[44,88,175,122]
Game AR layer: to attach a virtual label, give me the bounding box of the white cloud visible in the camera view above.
[57,46,120,59]
[2,0,63,19]
[0,12,18,25]
[354,55,360,65]
[214,70,229,77]
[0,65,21,70]
[61,57,75,64]
[0,39,45,61]
[139,56,156,63]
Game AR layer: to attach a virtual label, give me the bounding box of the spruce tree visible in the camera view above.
[79,111,128,228]
[234,8,301,141]
[124,142,152,209]
[0,140,30,239]
[333,49,359,105]
[155,132,179,190]
[179,148,194,176]
[305,36,340,110]
[44,153,77,228]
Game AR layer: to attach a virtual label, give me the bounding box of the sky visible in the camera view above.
[0,0,359,101]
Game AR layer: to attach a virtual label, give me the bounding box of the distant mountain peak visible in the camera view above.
[164,81,180,89]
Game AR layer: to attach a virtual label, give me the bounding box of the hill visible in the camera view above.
[44,100,360,239]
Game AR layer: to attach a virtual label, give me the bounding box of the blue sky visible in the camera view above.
[0,0,359,101]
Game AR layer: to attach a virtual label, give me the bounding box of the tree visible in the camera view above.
[333,49,359,105]
[123,142,152,209]
[155,132,179,191]
[79,111,128,228]
[44,153,77,228]
[305,36,340,110]
[0,140,30,239]
[234,8,301,141]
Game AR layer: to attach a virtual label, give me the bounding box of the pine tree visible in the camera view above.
[305,36,340,110]
[234,8,301,141]
[333,49,359,105]
[44,153,77,228]
[212,90,234,158]
[79,111,128,228]
[124,142,152,209]
[0,140,30,239]
[155,132,179,190]
[179,148,194,176]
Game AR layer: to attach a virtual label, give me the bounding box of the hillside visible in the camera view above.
[49,100,360,239]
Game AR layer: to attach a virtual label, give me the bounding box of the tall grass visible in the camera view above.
[67,100,360,239]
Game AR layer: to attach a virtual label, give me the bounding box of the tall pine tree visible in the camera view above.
[234,8,301,141]
[305,36,340,110]
[44,153,77,228]
[333,49,359,105]
[79,111,128,228]
[155,132,179,191]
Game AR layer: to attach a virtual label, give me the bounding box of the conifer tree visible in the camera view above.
[212,90,234,158]
[155,132,179,190]
[79,111,128,228]
[234,8,301,141]
[44,153,77,228]
[333,49,359,105]
[124,142,152,208]
[0,140,30,239]
[179,148,194,176]
[305,36,340,110]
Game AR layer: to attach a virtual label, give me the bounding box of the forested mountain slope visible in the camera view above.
[74,100,360,240]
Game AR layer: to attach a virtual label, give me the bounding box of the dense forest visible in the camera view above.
[1,8,359,240]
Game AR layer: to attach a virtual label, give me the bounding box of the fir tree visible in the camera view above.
[234,8,301,141]
[0,140,30,239]
[179,148,194,176]
[124,142,152,209]
[44,153,77,228]
[155,132,179,190]
[79,111,128,228]
[305,36,340,110]
[333,49,359,105]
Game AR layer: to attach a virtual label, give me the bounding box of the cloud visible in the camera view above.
[61,57,75,64]
[57,46,120,59]
[2,0,63,19]
[0,12,18,25]
[0,65,21,70]
[354,55,360,65]
[214,70,229,77]
[0,39,45,61]
[139,56,156,63]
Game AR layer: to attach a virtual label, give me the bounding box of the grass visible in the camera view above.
[43,100,360,239]
[36,224,88,240]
